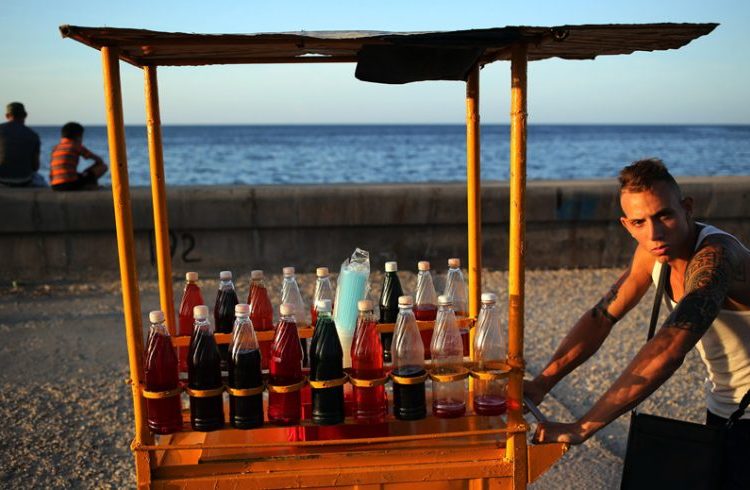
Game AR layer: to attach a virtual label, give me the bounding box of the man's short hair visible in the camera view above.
[618,158,681,196]
[61,122,84,140]
[6,102,26,118]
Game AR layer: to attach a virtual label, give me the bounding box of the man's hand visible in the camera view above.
[532,421,589,445]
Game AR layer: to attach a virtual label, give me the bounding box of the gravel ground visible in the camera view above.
[0,268,705,489]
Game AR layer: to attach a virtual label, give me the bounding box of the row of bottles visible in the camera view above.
[144,291,505,434]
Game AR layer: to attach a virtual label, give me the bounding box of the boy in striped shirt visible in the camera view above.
[49,122,107,191]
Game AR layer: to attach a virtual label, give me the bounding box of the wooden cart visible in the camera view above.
[61,23,716,489]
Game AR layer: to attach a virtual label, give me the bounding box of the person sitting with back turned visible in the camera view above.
[49,122,107,191]
[526,159,750,489]
[0,102,46,187]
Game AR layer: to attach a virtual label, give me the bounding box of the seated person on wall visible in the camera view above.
[0,102,46,187]
[49,122,108,191]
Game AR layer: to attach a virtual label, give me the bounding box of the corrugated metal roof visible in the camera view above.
[60,23,717,84]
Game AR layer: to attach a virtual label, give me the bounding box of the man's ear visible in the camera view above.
[620,216,631,233]
[681,196,694,218]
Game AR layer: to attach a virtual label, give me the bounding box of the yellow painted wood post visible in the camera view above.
[101,46,153,488]
[144,65,176,336]
[507,42,529,489]
[466,65,482,325]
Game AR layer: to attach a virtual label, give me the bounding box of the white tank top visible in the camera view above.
[651,223,750,419]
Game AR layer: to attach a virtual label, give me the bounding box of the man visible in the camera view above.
[0,102,45,187]
[49,122,107,191]
[527,159,750,487]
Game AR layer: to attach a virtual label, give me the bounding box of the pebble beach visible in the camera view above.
[0,268,706,488]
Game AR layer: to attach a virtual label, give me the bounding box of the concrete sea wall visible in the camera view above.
[1,177,749,281]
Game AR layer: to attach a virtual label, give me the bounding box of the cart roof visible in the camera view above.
[60,23,717,84]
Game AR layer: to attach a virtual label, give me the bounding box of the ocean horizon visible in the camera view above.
[31,124,750,187]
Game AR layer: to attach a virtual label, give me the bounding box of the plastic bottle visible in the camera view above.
[281,266,309,367]
[413,260,438,358]
[144,310,183,434]
[247,270,274,370]
[350,299,388,423]
[228,303,264,429]
[391,295,426,421]
[444,258,469,355]
[268,303,304,425]
[379,261,403,364]
[214,270,239,370]
[187,305,224,431]
[178,272,204,372]
[473,293,508,415]
[309,299,345,425]
[430,295,466,418]
[311,267,335,327]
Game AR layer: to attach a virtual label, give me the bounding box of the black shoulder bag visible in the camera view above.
[620,263,750,490]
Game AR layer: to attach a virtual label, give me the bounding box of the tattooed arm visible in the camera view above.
[525,247,654,405]
[534,238,735,444]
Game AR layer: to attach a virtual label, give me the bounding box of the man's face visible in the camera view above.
[619,181,693,263]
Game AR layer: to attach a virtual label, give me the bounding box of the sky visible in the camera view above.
[1,0,748,125]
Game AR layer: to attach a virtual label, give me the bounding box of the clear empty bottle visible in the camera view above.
[248,269,274,371]
[444,258,469,355]
[214,270,239,370]
[144,310,183,434]
[430,295,466,418]
[311,267,335,327]
[379,261,403,363]
[309,299,345,425]
[178,272,204,372]
[414,260,438,359]
[228,303,264,429]
[281,266,309,367]
[391,295,427,421]
[350,299,388,423]
[268,303,304,425]
[187,305,224,431]
[473,293,508,415]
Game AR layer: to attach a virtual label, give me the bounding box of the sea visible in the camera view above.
[33,125,750,186]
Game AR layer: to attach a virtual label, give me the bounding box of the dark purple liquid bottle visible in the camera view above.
[392,365,427,421]
[309,306,345,425]
[228,349,264,429]
[188,307,224,431]
[214,272,239,370]
[379,262,403,363]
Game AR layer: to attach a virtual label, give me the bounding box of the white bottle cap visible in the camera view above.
[219,270,232,280]
[282,266,295,276]
[250,270,264,280]
[398,295,413,306]
[315,299,332,312]
[481,292,498,304]
[448,258,461,268]
[193,305,208,319]
[235,303,250,316]
[418,260,431,271]
[149,310,165,323]
[438,295,453,306]
[385,261,398,272]
[186,271,199,282]
[280,303,295,316]
[316,267,329,277]
[358,299,373,311]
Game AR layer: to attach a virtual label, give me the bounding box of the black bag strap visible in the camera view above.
[647,262,670,342]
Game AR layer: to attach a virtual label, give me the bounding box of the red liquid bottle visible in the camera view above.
[414,260,438,359]
[473,293,507,415]
[144,310,183,434]
[391,295,427,421]
[351,299,388,423]
[281,266,309,367]
[431,295,466,418]
[214,270,239,370]
[187,305,224,431]
[444,258,469,356]
[310,267,335,327]
[248,270,274,371]
[309,299,345,425]
[268,303,304,425]
[178,272,204,372]
[228,303,264,429]
[379,261,403,363]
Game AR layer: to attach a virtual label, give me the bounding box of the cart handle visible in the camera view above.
[523,396,548,424]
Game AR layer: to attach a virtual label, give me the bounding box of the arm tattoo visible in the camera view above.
[592,284,621,325]
[663,242,733,336]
